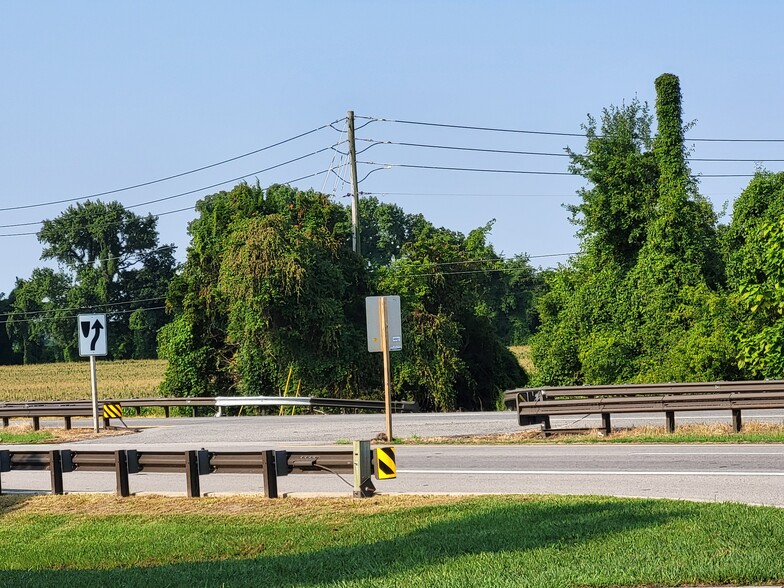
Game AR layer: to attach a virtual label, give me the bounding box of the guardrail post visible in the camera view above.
[665,411,676,434]
[732,409,742,433]
[352,440,375,498]
[0,450,8,494]
[262,450,278,499]
[601,413,611,435]
[49,450,64,495]
[32,416,40,431]
[115,450,130,497]
[1,417,8,428]
[185,450,200,498]
[64,416,72,430]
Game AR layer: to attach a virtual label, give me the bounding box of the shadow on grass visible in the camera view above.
[0,494,34,515]
[1,497,692,587]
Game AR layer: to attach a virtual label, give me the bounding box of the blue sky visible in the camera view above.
[2,1,783,295]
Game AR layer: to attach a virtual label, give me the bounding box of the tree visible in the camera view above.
[0,294,17,364]
[36,200,176,359]
[377,221,527,411]
[5,268,73,363]
[566,99,658,268]
[532,74,734,386]
[160,182,527,410]
[159,183,376,398]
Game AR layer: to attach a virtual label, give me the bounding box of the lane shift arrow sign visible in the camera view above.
[90,319,104,351]
[77,313,107,357]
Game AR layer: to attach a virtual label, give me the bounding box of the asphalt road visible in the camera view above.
[4,410,784,505]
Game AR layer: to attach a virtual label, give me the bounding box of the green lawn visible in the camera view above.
[1,494,783,587]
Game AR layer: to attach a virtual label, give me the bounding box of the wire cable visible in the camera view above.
[358,115,784,143]
[0,121,342,213]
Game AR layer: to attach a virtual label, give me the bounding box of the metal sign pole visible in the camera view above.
[379,297,393,442]
[90,355,99,433]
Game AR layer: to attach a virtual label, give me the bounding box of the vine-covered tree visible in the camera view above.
[159,182,528,410]
[532,73,735,386]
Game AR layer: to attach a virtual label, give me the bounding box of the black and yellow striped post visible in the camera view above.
[375,446,396,479]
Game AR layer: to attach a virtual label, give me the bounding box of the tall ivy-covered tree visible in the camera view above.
[532,74,735,386]
[36,200,176,359]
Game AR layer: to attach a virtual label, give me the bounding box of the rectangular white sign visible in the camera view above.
[366,296,402,352]
[78,313,108,357]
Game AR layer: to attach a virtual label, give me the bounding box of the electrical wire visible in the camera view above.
[1,296,168,320]
[0,149,337,236]
[362,139,784,163]
[357,160,760,178]
[0,305,167,326]
[0,121,343,213]
[358,115,784,143]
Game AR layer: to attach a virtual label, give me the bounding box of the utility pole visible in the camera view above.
[347,110,361,255]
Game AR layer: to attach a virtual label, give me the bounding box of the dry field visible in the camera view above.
[0,359,167,402]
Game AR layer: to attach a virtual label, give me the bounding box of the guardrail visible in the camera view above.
[504,380,784,434]
[0,441,387,498]
[0,396,418,428]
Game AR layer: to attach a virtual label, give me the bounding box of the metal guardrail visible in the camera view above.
[0,396,419,427]
[505,380,784,434]
[0,441,384,498]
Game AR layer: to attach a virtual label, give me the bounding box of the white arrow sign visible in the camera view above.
[78,313,108,357]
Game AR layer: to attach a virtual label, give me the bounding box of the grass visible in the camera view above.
[0,426,54,444]
[0,494,782,587]
[0,359,167,402]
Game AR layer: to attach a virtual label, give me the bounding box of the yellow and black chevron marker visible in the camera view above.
[375,446,396,479]
[102,403,123,419]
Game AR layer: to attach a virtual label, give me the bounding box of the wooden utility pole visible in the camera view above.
[347,110,361,255]
[379,296,393,442]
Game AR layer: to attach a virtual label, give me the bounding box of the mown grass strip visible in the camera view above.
[0,428,54,444]
[1,494,782,588]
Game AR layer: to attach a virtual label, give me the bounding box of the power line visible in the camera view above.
[359,115,784,143]
[0,149,336,235]
[357,160,761,178]
[357,160,574,176]
[364,139,784,163]
[0,305,167,327]
[0,120,343,213]
[2,296,168,320]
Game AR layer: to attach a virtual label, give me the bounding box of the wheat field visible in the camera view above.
[0,359,167,402]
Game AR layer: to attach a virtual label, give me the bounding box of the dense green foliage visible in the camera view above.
[158,184,527,409]
[3,495,784,588]
[8,72,784,399]
[3,201,175,363]
[532,74,746,385]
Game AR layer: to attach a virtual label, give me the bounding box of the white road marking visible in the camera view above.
[398,469,784,477]
[629,451,784,455]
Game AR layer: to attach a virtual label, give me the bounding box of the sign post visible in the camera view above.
[366,296,402,442]
[78,313,108,433]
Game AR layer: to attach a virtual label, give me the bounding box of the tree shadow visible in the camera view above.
[1,497,693,587]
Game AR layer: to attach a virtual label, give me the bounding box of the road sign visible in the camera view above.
[78,313,108,357]
[375,446,396,479]
[366,296,402,352]
[102,403,123,419]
